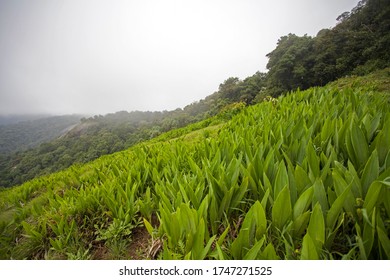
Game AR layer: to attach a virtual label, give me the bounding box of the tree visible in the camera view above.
[239,72,267,104]
[266,34,315,96]
[218,77,241,101]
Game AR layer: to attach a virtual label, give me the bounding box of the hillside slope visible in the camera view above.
[0,71,264,189]
[0,115,82,154]
[0,73,389,260]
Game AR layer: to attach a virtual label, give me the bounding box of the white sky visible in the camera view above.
[0,0,360,115]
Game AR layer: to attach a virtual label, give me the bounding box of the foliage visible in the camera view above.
[1,74,389,259]
[266,0,390,95]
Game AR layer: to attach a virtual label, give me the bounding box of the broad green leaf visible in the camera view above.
[361,150,379,197]
[231,232,245,259]
[307,142,320,178]
[218,188,234,219]
[264,149,276,184]
[179,204,197,236]
[243,237,265,260]
[197,194,209,223]
[327,187,337,207]
[231,176,249,210]
[362,208,375,257]
[261,243,279,260]
[367,113,381,142]
[296,137,308,165]
[215,243,225,260]
[143,218,154,236]
[253,201,267,239]
[184,251,192,260]
[272,185,292,230]
[230,201,267,259]
[345,129,358,169]
[312,178,328,213]
[274,161,288,198]
[326,184,352,230]
[308,203,325,245]
[332,171,355,214]
[263,172,273,194]
[363,181,382,216]
[209,197,218,234]
[346,161,362,198]
[321,117,333,143]
[286,159,298,205]
[301,233,319,260]
[199,234,216,260]
[292,210,311,238]
[350,121,369,169]
[260,188,270,211]
[293,186,313,220]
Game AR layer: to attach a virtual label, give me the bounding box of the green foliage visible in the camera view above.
[0,73,389,259]
[266,0,390,95]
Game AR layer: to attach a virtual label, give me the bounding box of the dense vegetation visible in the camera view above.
[266,0,390,95]
[1,0,388,189]
[0,71,389,259]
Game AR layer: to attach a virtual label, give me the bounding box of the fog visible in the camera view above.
[0,0,360,116]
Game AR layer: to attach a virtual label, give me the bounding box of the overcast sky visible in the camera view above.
[0,0,360,116]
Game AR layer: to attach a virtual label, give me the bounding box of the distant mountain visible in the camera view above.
[0,114,53,126]
[0,115,83,154]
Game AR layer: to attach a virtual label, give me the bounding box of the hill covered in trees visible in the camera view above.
[0,115,82,155]
[265,0,390,95]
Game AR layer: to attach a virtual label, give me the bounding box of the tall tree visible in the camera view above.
[266,34,315,96]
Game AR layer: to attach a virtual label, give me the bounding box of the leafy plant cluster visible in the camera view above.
[1,80,389,259]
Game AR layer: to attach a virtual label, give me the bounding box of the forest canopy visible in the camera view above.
[265,0,390,95]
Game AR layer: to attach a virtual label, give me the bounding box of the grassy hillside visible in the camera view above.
[0,71,389,260]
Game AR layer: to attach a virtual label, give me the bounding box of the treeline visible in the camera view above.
[1,0,389,188]
[265,0,390,95]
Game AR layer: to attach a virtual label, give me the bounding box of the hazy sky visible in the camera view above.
[0,0,360,116]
